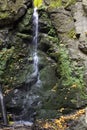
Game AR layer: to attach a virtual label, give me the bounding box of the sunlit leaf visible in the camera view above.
[33,0,43,8]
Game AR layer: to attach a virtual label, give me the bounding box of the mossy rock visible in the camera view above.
[16,33,32,41]
[17,8,33,33]
[0,0,30,26]
[37,109,60,119]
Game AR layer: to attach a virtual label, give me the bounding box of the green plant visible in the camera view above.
[33,0,43,8]
[0,47,14,82]
[58,47,85,92]
[0,12,9,19]
[65,0,76,8]
[48,28,56,36]
[67,28,76,39]
[49,0,62,8]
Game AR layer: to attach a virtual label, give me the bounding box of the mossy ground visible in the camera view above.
[46,0,76,8]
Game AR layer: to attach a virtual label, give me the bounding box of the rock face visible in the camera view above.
[0,0,31,26]
[48,7,74,43]
[47,0,87,113]
[0,0,87,126]
[82,0,87,13]
[0,0,59,121]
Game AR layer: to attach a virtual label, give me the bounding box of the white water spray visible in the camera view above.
[33,7,39,77]
[0,85,8,125]
[33,7,38,46]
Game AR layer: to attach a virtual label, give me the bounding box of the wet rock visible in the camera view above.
[16,33,32,41]
[23,0,32,7]
[39,34,52,52]
[17,9,32,33]
[79,42,87,54]
[0,127,32,130]
[0,29,9,49]
[5,49,58,119]
[14,6,27,21]
[1,0,87,122]
[39,12,52,34]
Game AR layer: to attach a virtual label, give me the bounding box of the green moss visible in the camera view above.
[48,36,58,44]
[7,0,24,14]
[49,0,62,8]
[57,46,86,100]
[33,0,43,8]
[16,33,32,40]
[0,12,9,19]
[44,46,87,110]
[48,28,56,37]
[67,28,76,39]
[64,0,76,8]
[18,9,32,32]
[0,0,25,21]
[0,47,14,82]
[48,0,76,8]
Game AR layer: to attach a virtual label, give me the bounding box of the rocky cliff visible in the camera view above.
[0,0,87,129]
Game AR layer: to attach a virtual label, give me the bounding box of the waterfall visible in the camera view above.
[32,7,39,77]
[0,85,8,125]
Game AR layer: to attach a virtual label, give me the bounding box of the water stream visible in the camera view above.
[32,7,39,77]
[0,85,8,125]
[0,7,40,126]
[10,7,40,125]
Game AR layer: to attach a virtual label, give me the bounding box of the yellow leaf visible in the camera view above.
[33,0,43,8]
[71,84,77,88]
[60,108,64,112]
[9,121,14,125]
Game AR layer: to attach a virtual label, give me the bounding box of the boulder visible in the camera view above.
[79,42,87,54]
[48,7,74,43]
[0,0,32,26]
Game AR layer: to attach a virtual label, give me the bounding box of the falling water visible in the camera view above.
[9,7,40,125]
[32,7,39,77]
[0,85,8,125]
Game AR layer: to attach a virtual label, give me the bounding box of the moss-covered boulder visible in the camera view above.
[17,8,33,33]
[0,0,31,26]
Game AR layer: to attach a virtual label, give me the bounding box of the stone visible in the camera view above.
[0,0,32,26]
[17,8,32,33]
[16,33,32,41]
[44,0,50,6]
[66,115,87,130]
[48,0,87,111]
[48,7,74,43]
[39,34,52,52]
[73,2,87,42]
[79,42,87,54]
[83,71,87,86]
[82,0,87,13]
[1,0,87,123]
